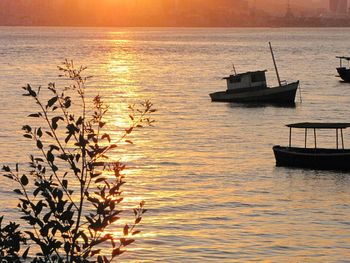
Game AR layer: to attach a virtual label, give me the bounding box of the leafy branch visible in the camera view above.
[1,60,155,262]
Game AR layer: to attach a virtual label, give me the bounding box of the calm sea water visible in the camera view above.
[1,27,350,262]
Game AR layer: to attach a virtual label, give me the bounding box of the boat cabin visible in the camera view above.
[223,70,267,91]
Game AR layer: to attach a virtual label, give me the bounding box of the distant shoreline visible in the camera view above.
[3,25,350,29]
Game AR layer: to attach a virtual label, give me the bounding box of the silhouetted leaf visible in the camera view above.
[43,212,51,223]
[109,144,117,150]
[20,175,29,186]
[87,197,100,204]
[37,128,43,137]
[22,125,32,132]
[120,238,135,246]
[132,230,141,236]
[62,179,68,189]
[76,116,83,125]
[35,201,44,216]
[33,188,40,197]
[21,215,36,226]
[57,189,63,200]
[27,86,37,97]
[123,224,129,236]
[46,96,58,108]
[22,247,30,259]
[28,113,40,118]
[57,153,68,161]
[14,189,23,195]
[51,116,64,130]
[112,248,126,257]
[40,225,49,237]
[64,242,71,254]
[36,140,43,149]
[99,122,106,128]
[64,97,71,109]
[2,165,10,172]
[80,231,88,245]
[101,134,111,142]
[52,164,58,172]
[49,145,60,151]
[95,178,106,184]
[46,131,54,137]
[75,154,81,162]
[125,127,133,134]
[47,151,54,163]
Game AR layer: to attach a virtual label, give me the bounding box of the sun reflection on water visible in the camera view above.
[95,36,161,257]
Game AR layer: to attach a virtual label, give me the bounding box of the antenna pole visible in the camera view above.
[269,42,282,87]
[232,63,237,75]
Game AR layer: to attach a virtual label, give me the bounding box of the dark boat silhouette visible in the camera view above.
[210,42,299,105]
[336,56,350,82]
[273,122,350,171]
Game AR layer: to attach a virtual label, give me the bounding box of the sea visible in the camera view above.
[1,27,350,262]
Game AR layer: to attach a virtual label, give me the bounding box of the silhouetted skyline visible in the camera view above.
[0,0,349,27]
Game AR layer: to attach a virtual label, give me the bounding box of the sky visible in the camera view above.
[0,0,338,27]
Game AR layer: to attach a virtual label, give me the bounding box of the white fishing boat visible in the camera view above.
[210,42,299,105]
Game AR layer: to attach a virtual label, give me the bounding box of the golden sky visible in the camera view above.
[0,0,329,26]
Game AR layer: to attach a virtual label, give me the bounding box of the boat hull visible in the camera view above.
[210,81,299,104]
[273,146,350,171]
[336,67,350,82]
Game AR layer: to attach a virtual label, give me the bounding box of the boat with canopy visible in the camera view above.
[336,56,350,82]
[273,122,350,171]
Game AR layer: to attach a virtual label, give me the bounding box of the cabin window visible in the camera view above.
[229,77,241,83]
[251,73,266,83]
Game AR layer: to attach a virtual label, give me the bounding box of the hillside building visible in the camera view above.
[329,0,348,14]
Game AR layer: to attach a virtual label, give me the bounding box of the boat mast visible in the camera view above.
[232,63,237,75]
[269,42,282,87]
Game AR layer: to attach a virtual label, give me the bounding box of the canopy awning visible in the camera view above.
[336,56,350,61]
[287,122,350,129]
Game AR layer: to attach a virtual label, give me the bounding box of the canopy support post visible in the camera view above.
[314,128,317,149]
[341,128,344,149]
[304,128,307,148]
[336,129,339,149]
[289,127,292,148]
